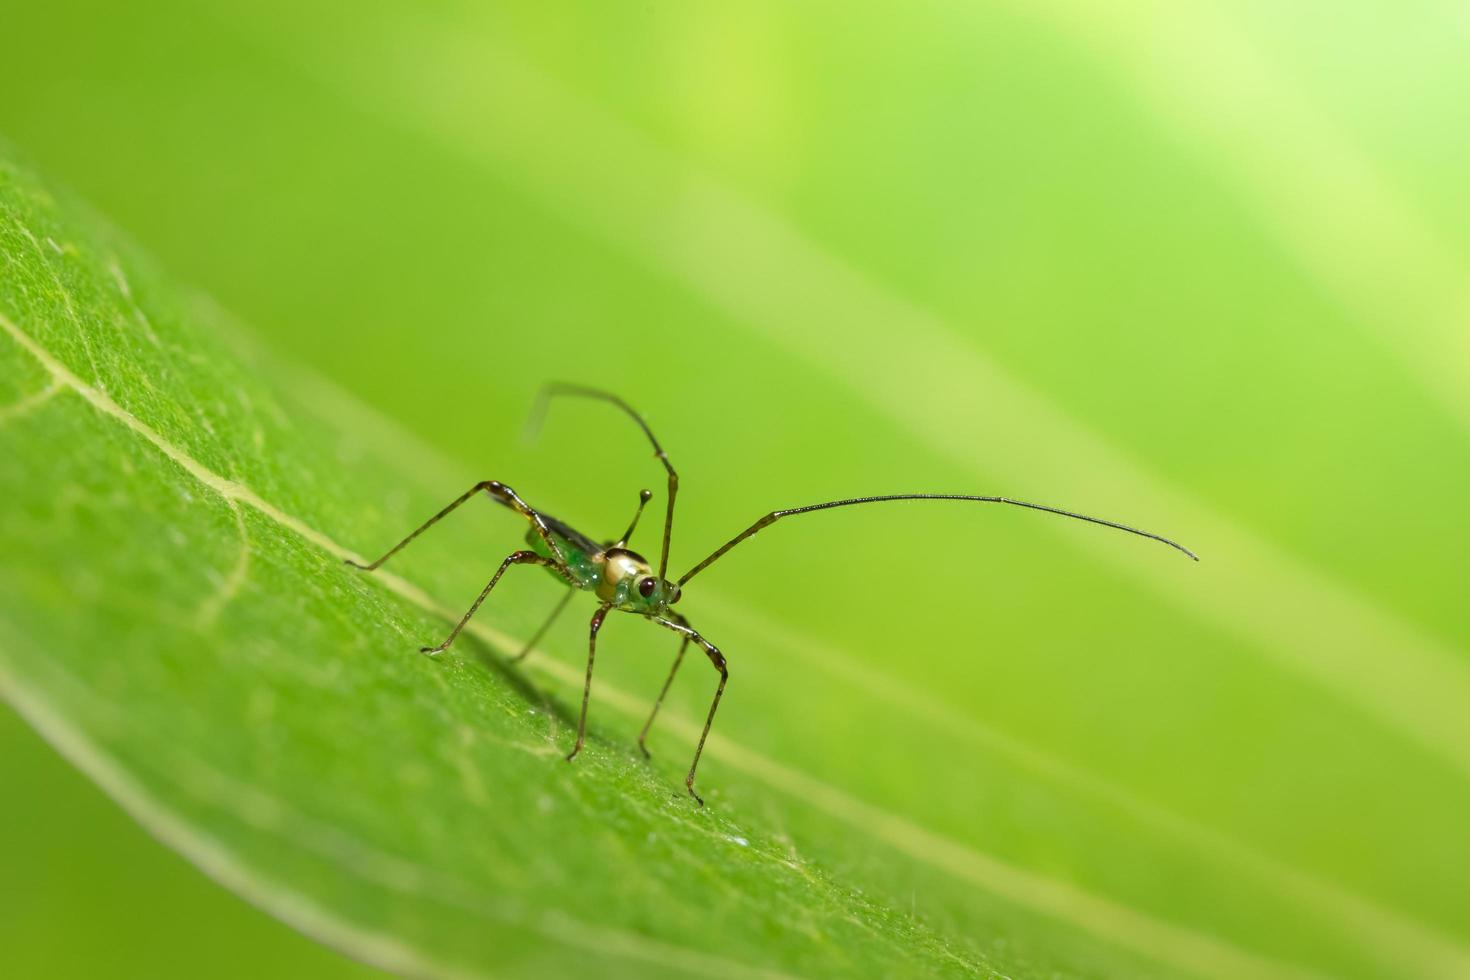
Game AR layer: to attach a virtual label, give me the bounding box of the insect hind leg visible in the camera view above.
[349,480,551,572]
[422,549,556,655]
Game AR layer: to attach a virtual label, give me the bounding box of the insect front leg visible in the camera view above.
[422,550,558,655]
[637,612,692,758]
[652,616,727,806]
[566,603,612,762]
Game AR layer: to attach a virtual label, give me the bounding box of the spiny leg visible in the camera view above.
[423,550,557,655]
[652,616,727,806]
[638,614,691,758]
[512,587,574,663]
[348,479,568,572]
[566,603,612,762]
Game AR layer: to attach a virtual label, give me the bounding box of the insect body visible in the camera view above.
[526,499,681,614]
[350,385,1196,804]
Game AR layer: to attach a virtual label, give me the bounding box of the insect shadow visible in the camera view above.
[463,634,581,739]
[350,384,1197,805]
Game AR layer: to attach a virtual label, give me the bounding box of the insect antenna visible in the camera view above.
[527,384,679,579]
[677,493,1197,587]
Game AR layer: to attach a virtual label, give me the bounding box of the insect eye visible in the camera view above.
[638,577,657,598]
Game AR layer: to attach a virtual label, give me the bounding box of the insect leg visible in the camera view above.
[421,550,556,654]
[637,612,691,758]
[512,587,575,663]
[652,616,726,806]
[349,480,566,571]
[566,603,612,762]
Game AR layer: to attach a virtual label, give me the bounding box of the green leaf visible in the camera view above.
[7,2,1470,977]
[0,156,1171,979]
[1,48,1467,975]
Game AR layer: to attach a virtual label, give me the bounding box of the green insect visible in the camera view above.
[350,384,1197,804]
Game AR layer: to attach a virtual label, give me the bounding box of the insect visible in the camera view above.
[350,384,1197,804]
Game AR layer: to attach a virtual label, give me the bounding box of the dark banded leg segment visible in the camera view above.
[422,550,555,655]
[638,613,691,758]
[347,479,568,572]
[652,615,727,805]
[566,604,612,762]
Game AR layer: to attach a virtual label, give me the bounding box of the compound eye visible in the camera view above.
[638,577,657,599]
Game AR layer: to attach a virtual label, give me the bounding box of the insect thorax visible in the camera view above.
[525,526,600,589]
[524,522,673,613]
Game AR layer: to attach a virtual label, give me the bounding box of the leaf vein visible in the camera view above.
[0,306,1332,980]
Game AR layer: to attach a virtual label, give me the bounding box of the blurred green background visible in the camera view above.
[2,1,1469,977]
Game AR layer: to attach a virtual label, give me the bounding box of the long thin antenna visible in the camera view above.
[677,493,1197,587]
[527,384,679,579]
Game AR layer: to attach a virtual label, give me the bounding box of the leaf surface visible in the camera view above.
[0,157,1197,979]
